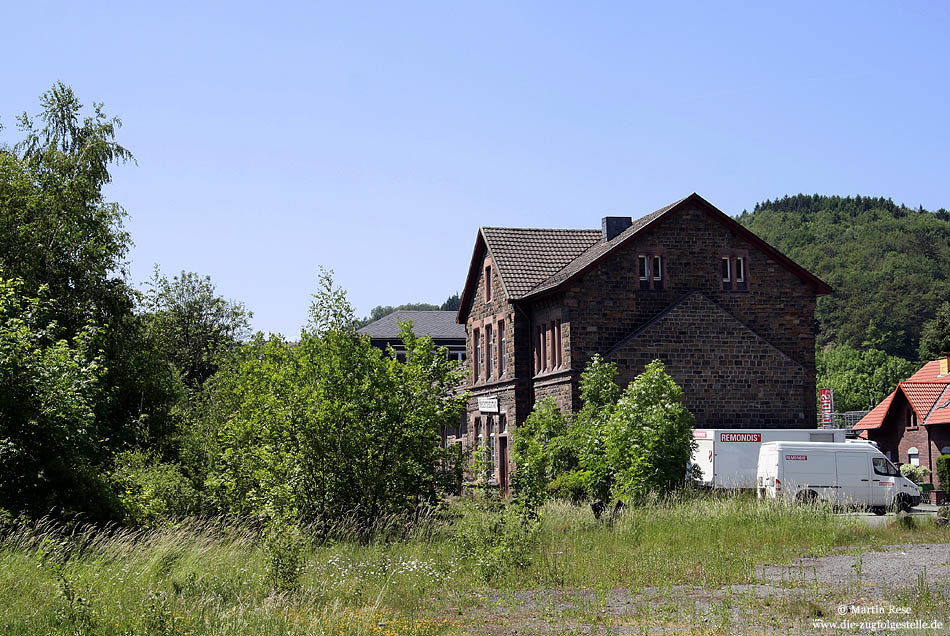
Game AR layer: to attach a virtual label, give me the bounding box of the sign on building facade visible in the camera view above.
[818,388,834,428]
[477,396,499,413]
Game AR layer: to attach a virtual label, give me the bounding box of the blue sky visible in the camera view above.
[3,1,948,337]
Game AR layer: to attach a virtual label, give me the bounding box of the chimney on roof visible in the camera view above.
[602,216,632,241]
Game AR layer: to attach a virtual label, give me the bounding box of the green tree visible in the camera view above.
[141,267,251,389]
[202,271,466,533]
[816,345,917,412]
[440,293,461,311]
[573,355,622,503]
[510,398,570,511]
[919,301,950,362]
[2,82,133,334]
[0,276,111,517]
[604,361,695,504]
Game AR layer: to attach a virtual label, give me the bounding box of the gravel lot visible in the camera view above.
[758,542,950,588]
[459,541,950,635]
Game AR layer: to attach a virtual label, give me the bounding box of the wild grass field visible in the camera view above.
[2,495,946,635]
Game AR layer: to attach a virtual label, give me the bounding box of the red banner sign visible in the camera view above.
[819,388,834,428]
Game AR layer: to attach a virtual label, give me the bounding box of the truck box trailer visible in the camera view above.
[691,428,847,489]
[757,441,920,513]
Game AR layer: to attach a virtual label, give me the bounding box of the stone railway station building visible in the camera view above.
[449,193,831,491]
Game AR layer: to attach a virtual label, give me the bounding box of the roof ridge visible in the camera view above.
[481,226,600,233]
[525,200,682,297]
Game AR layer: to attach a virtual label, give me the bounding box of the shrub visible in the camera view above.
[546,471,588,503]
[936,455,950,490]
[261,517,304,593]
[511,398,570,512]
[604,360,695,504]
[111,450,199,525]
[899,463,931,485]
[454,505,540,583]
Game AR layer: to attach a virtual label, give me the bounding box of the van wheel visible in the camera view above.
[870,506,886,516]
[796,490,819,505]
[892,494,913,513]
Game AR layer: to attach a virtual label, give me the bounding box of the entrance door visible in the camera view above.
[498,436,509,497]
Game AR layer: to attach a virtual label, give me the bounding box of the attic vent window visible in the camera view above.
[638,255,648,281]
[721,257,731,283]
[484,266,492,302]
[652,256,662,281]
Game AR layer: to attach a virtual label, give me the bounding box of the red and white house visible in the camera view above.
[853,356,950,488]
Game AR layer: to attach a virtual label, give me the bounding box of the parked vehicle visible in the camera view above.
[756,441,921,514]
[691,428,847,489]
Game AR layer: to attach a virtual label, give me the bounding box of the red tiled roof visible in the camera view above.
[853,391,895,430]
[906,359,949,383]
[903,382,949,421]
[851,358,950,432]
[925,386,950,425]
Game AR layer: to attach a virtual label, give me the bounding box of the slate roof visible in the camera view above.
[853,358,950,431]
[358,310,466,340]
[480,227,602,299]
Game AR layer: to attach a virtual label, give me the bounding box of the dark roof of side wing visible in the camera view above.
[359,310,466,339]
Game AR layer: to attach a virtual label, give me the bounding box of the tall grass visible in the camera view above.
[0,495,942,635]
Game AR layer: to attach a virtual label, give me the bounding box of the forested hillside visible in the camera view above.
[738,195,950,360]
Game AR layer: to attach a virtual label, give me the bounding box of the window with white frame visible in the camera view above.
[907,447,920,466]
[721,257,731,283]
[652,255,662,281]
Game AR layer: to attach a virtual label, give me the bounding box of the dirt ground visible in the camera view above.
[452,543,950,635]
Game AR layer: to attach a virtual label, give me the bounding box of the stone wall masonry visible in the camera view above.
[606,292,810,428]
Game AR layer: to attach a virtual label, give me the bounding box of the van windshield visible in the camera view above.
[872,457,899,477]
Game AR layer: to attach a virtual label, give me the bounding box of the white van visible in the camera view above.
[691,428,846,489]
[757,441,921,514]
